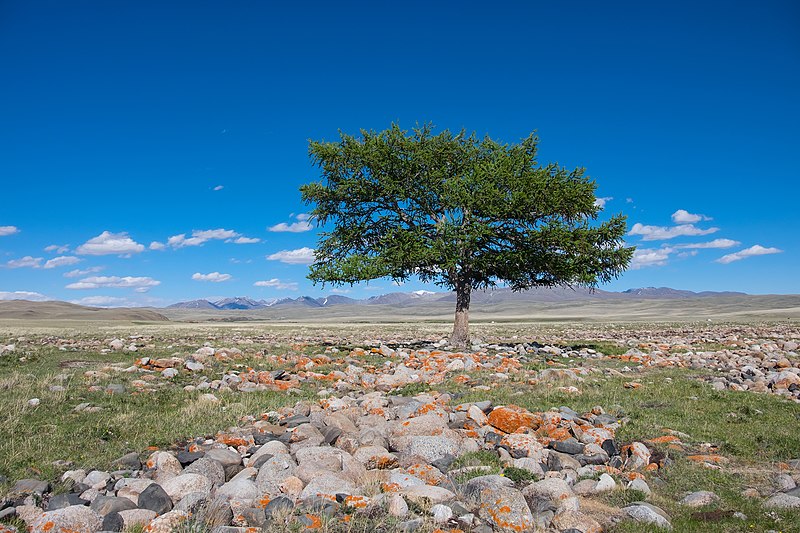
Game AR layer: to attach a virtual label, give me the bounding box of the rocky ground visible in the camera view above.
[0,322,799,532]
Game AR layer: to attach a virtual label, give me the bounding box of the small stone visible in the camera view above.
[595,473,616,493]
[387,494,409,517]
[431,503,453,523]
[680,491,719,507]
[264,496,295,518]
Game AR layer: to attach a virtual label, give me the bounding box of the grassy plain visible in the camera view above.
[0,311,799,532]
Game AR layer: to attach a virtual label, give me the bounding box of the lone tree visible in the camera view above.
[301,124,633,347]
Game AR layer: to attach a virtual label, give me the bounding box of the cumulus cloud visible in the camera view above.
[6,256,42,269]
[269,213,313,233]
[213,185,224,191]
[0,291,51,301]
[70,296,131,307]
[254,278,298,290]
[266,247,316,265]
[628,223,719,241]
[232,236,261,244]
[671,209,711,224]
[64,266,104,278]
[676,238,740,249]
[192,272,232,282]
[629,247,672,269]
[43,256,81,269]
[0,226,19,237]
[76,231,145,256]
[167,229,247,248]
[65,276,161,291]
[149,241,166,251]
[44,244,70,254]
[716,245,783,264]
[594,197,613,209]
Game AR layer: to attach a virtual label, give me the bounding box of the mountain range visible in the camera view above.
[167,287,747,310]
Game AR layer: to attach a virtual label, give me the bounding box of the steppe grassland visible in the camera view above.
[0,318,798,532]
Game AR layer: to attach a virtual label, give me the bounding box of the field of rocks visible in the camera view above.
[0,321,799,533]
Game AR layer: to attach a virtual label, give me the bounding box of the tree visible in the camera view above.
[301,124,634,347]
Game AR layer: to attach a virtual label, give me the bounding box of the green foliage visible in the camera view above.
[302,124,633,293]
[502,466,538,483]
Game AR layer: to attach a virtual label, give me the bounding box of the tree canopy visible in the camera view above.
[301,124,634,346]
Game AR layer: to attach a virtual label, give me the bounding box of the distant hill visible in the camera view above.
[622,287,746,299]
[0,300,169,321]
[167,286,748,310]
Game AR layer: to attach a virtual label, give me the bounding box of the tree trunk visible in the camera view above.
[450,280,471,348]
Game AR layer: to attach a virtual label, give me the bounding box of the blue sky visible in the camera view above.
[1,1,798,306]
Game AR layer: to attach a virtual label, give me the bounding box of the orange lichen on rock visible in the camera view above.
[487,405,541,433]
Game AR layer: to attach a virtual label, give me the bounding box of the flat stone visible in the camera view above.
[623,503,672,529]
[118,508,157,528]
[46,493,88,510]
[205,448,242,469]
[89,495,137,515]
[160,473,212,502]
[30,505,103,533]
[400,484,456,504]
[551,510,603,533]
[764,493,800,509]
[680,490,719,507]
[12,479,50,495]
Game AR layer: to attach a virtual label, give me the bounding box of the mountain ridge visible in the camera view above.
[166,286,748,310]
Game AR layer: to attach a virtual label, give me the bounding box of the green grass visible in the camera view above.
[0,343,314,483]
[2,326,799,533]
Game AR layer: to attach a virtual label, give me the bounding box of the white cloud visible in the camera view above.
[149,241,166,250]
[626,198,633,203]
[269,213,313,233]
[0,291,51,301]
[6,256,42,269]
[43,256,81,269]
[716,245,783,264]
[266,247,316,265]
[0,226,19,237]
[232,236,261,244]
[594,197,613,209]
[254,278,298,290]
[64,266,104,278]
[44,244,70,254]
[676,238,740,249]
[65,276,161,291]
[629,247,672,269]
[70,296,131,307]
[76,231,145,256]
[192,272,232,282]
[628,223,719,241]
[213,185,224,191]
[167,228,240,248]
[330,288,351,294]
[671,209,711,224]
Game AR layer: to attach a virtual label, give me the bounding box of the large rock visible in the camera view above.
[478,486,533,531]
[522,478,574,502]
[764,493,800,509]
[137,483,174,515]
[551,510,603,533]
[30,505,102,533]
[622,503,672,529]
[299,472,359,501]
[184,457,226,486]
[160,473,212,502]
[255,455,297,494]
[390,433,461,463]
[487,405,541,433]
